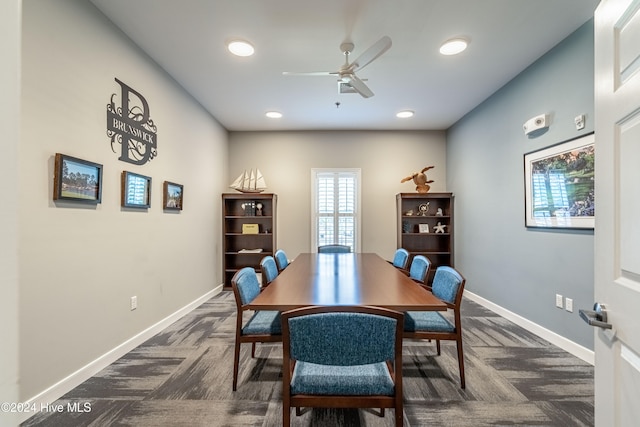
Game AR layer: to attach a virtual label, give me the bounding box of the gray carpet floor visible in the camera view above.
[22,291,594,426]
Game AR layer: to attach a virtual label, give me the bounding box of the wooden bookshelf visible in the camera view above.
[396,192,454,286]
[222,193,277,287]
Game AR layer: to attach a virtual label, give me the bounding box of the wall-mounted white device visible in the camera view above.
[575,114,586,130]
[523,114,549,136]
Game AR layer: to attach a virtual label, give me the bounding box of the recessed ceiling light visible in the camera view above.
[396,110,414,118]
[265,111,282,119]
[227,40,255,57]
[439,38,468,56]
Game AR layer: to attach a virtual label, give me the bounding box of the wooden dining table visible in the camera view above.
[247,252,447,312]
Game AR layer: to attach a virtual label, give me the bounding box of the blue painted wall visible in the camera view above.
[447,20,595,349]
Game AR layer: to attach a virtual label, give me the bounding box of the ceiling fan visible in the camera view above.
[283,36,392,98]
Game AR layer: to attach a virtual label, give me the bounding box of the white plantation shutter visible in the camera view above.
[312,169,361,252]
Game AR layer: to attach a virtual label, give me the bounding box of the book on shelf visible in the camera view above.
[242,223,259,234]
[238,248,263,253]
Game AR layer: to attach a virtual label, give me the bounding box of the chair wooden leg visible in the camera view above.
[251,342,256,358]
[456,338,465,389]
[283,402,290,426]
[395,404,403,427]
[436,339,441,355]
[295,407,301,416]
[233,341,241,391]
[380,408,385,417]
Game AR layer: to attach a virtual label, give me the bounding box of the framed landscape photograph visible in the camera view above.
[163,181,183,210]
[53,153,103,203]
[524,132,595,229]
[121,171,151,208]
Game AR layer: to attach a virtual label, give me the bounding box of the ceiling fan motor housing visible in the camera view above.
[340,42,355,54]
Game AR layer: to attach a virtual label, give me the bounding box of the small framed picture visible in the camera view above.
[53,153,103,203]
[121,171,151,208]
[418,224,430,233]
[163,181,183,210]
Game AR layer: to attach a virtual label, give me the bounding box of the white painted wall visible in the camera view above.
[20,0,228,400]
[1,0,21,425]
[228,130,447,260]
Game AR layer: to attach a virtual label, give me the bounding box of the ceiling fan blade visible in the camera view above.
[282,71,337,76]
[346,74,374,98]
[349,36,392,72]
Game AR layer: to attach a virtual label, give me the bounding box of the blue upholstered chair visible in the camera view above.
[274,249,289,272]
[403,266,467,388]
[407,255,431,285]
[390,248,410,270]
[259,255,279,288]
[318,244,351,253]
[231,267,282,391]
[282,305,404,427]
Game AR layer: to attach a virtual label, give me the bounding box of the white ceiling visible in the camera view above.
[90,0,600,131]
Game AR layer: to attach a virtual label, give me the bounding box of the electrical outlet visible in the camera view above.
[565,298,573,313]
[130,296,137,311]
[556,294,563,309]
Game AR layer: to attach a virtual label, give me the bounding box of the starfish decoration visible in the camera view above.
[433,222,447,234]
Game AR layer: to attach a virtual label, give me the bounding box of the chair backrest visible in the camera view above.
[431,266,465,306]
[274,249,289,271]
[260,255,279,287]
[283,305,403,366]
[392,248,410,269]
[231,267,261,307]
[282,305,404,426]
[318,244,351,253]
[409,255,431,283]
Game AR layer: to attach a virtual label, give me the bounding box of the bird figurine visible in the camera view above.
[401,166,435,193]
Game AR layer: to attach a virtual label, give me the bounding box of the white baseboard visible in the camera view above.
[464,291,594,365]
[20,285,223,424]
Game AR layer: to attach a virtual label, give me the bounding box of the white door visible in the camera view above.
[593,0,640,425]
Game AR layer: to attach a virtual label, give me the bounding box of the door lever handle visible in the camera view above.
[579,302,612,329]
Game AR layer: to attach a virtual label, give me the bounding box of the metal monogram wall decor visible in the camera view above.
[107,78,158,165]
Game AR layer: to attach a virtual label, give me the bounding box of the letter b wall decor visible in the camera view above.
[107,78,158,165]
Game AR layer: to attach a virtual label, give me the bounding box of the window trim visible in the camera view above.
[310,168,361,253]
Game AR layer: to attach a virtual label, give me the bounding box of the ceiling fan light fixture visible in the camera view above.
[439,38,468,56]
[227,40,254,57]
[265,111,282,119]
[396,110,414,119]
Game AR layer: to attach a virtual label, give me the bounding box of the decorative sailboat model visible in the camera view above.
[229,169,267,193]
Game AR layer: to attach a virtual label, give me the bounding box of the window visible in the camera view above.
[311,169,361,252]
